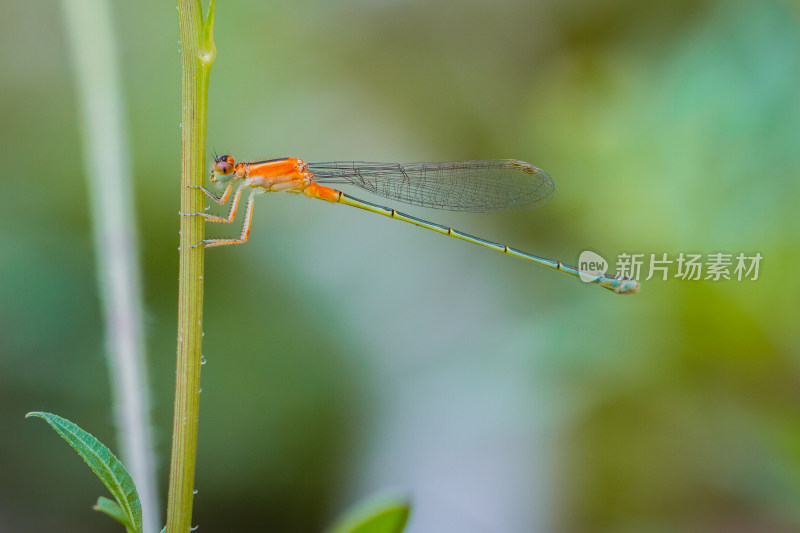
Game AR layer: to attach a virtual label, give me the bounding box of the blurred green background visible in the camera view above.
[2,0,799,531]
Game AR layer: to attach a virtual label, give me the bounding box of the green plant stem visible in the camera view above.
[60,1,159,532]
[166,1,215,532]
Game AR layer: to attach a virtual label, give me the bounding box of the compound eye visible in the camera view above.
[214,155,234,175]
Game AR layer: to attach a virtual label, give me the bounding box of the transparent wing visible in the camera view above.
[307,160,555,212]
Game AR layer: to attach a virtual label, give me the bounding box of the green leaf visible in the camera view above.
[26,412,143,533]
[326,494,411,533]
[94,496,134,531]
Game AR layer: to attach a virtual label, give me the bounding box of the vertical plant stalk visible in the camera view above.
[166,1,215,532]
[60,1,160,532]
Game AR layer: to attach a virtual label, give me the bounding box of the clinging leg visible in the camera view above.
[188,183,234,204]
[195,189,260,248]
[183,184,244,224]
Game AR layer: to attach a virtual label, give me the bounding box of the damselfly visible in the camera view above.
[185,155,640,295]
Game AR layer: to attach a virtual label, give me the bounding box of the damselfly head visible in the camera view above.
[212,154,236,182]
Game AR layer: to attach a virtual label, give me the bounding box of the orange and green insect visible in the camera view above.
[185,155,640,295]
